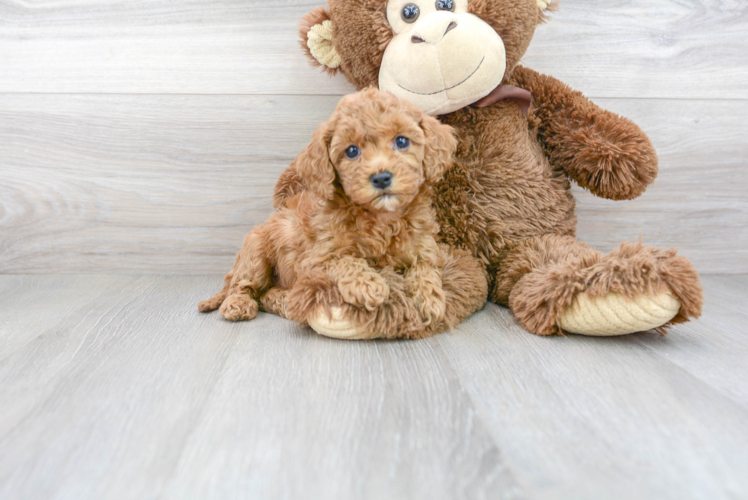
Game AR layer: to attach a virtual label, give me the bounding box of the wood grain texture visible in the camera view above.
[0,0,745,98]
[436,285,748,500]
[0,275,522,500]
[0,274,746,499]
[1,94,746,274]
[633,274,748,408]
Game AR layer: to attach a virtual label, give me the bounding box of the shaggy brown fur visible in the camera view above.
[200,88,487,338]
[279,0,704,336]
[493,235,703,335]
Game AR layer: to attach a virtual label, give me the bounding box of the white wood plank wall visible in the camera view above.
[1,0,746,274]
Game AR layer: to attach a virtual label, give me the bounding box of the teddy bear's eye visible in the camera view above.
[435,0,454,11]
[401,3,420,23]
[345,145,361,160]
[395,136,411,151]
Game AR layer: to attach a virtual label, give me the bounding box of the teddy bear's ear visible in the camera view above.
[536,0,558,24]
[299,7,341,74]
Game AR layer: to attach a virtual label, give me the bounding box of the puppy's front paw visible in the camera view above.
[198,295,223,312]
[338,272,390,311]
[219,293,259,321]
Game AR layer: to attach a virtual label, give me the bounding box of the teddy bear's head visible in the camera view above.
[300,0,551,115]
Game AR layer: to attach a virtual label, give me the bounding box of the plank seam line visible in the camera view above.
[633,334,748,414]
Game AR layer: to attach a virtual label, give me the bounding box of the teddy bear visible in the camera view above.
[273,0,703,339]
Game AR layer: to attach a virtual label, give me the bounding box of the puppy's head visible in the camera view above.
[295,87,457,213]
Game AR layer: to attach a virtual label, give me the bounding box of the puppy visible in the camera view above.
[199,88,458,335]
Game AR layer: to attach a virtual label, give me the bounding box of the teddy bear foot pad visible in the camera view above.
[557,291,681,337]
[308,307,379,340]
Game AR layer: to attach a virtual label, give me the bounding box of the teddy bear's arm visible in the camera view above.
[511,65,659,201]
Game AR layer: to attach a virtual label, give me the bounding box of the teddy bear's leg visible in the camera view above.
[492,234,703,336]
[301,245,488,340]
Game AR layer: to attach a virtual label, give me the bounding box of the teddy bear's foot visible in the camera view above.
[501,237,703,336]
[307,306,382,340]
[557,290,681,336]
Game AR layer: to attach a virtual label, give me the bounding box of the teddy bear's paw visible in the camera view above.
[557,290,681,336]
[338,272,390,311]
[307,306,382,340]
[219,293,259,322]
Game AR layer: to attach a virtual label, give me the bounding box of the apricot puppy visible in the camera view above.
[199,88,485,338]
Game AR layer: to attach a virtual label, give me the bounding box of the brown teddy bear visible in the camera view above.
[275,0,703,339]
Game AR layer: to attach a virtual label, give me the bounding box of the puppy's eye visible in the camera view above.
[401,3,420,23]
[435,0,454,11]
[345,145,361,160]
[394,136,411,151]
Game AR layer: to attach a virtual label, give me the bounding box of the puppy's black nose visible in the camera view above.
[370,171,393,190]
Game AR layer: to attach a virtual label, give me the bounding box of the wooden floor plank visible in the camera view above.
[0,275,523,500]
[1,95,745,274]
[0,0,744,99]
[0,276,243,500]
[434,284,748,500]
[162,318,522,500]
[634,275,748,409]
[0,275,135,361]
[0,275,746,499]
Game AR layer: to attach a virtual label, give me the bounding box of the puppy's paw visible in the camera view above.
[338,272,390,311]
[219,293,259,321]
[260,287,289,318]
[198,296,223,312]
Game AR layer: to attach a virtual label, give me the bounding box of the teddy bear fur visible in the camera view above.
[199,88,488,339]
[273,0,703,336]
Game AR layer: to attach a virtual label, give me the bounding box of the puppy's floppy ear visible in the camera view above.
[420,114,457,184]
[294,120,336,201]
[299,8,341,74]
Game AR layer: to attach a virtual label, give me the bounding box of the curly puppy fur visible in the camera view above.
[200,88,487,338]
[282,0,704,336]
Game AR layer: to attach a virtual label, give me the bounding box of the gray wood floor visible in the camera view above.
[0,274,746,500]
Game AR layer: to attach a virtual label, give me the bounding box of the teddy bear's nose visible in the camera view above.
[411,19,458,45]
[370,172,393,190]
